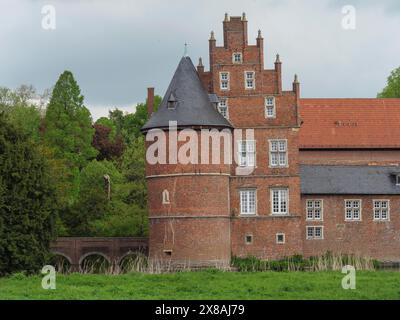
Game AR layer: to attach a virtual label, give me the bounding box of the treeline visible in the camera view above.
[0,71,160,274]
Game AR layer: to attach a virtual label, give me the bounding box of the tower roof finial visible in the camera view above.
[294,74,299,83]
[242,12,247,21]
[258,29,262,38]
[275,54,281,63]
[198,57,203,67]
[210,31,215,40]
[224,13,229,21]
[183,42,188,57]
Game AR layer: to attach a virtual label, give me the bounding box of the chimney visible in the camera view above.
[147,87,154,117]
[275,54,282,94]
[197,57,204,74]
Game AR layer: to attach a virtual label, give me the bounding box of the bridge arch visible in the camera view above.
[79,252,112,273]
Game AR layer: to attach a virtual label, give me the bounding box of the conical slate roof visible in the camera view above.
[141,56,232,131]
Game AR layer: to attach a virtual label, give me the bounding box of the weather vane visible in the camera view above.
[183,42,188,57]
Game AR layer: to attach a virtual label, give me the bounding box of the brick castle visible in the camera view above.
[141,14,400,266]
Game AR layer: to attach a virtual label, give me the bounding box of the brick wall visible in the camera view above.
[301,195,400,260]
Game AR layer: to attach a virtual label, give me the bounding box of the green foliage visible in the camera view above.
[378,66,400,98]
[0,113,57,275]
[43,71,98,170]
[109,95,161,144]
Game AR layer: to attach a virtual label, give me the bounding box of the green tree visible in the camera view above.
[0,113,57,275]
[43,71,98,170]
[378,67,400,98]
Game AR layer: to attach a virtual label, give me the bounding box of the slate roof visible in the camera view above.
[300,165,400,195]
[141,56,232,131]
[299,99,400,149]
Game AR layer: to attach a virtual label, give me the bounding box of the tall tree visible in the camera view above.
[378,66,400,98]
[43,71,98,170]
[0,113,57,275]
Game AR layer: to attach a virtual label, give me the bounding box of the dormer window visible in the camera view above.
[167,93,177,109]
[396,175,400,186]
[233,53,242,64]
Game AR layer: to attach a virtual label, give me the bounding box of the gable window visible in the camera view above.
[245,71,255,89]
[373,200,390,221]
[276,233,285,244]
[218,98,228,119]
[240,189,256,215]
[220,72,229,90]
[269,139,288,167]
[306,200,323,221]
[271,188,289,215]
[238,140,256,167]
[265,97,276,118]
[306,226,324,240]
[233,53,242,64]
[345,200,361,221]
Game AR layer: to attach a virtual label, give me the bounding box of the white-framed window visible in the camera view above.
[373,200,390,221]
[220,72,229,90]
[240,189,257,215]
[271,188,289,215]
[245,234,253,244]
[245,71,255,89]
[306,226,324,240]
[233,52,242,64]
[345,200,361,221]
[276,233,285,244]
[218,98,228,119]
[269,139,288,167]
[265,96,276,118]
[306,200,323,221]
[238,140,256,167]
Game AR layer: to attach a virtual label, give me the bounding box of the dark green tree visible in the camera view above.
[378,66,400,98]
[43,71,98,170]
[0,113,57,275]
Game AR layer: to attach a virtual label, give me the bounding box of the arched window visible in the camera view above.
[162,189,170,204]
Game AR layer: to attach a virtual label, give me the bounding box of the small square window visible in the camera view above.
[245,235,253,244]
[276,233,285,244]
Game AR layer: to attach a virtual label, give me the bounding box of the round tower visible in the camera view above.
[141,57,233,268]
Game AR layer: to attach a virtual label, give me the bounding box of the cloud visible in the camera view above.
[0,0,399,119]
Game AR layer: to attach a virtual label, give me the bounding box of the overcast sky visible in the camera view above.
[1,0,399,119]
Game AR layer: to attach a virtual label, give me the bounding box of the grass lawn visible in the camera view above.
[1,270,400,300]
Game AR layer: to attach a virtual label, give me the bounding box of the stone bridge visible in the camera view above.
[50,237,148,272]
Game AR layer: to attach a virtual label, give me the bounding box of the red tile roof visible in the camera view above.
[299,99,400,149]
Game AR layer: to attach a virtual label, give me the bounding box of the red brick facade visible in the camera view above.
[144,14,400,265]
